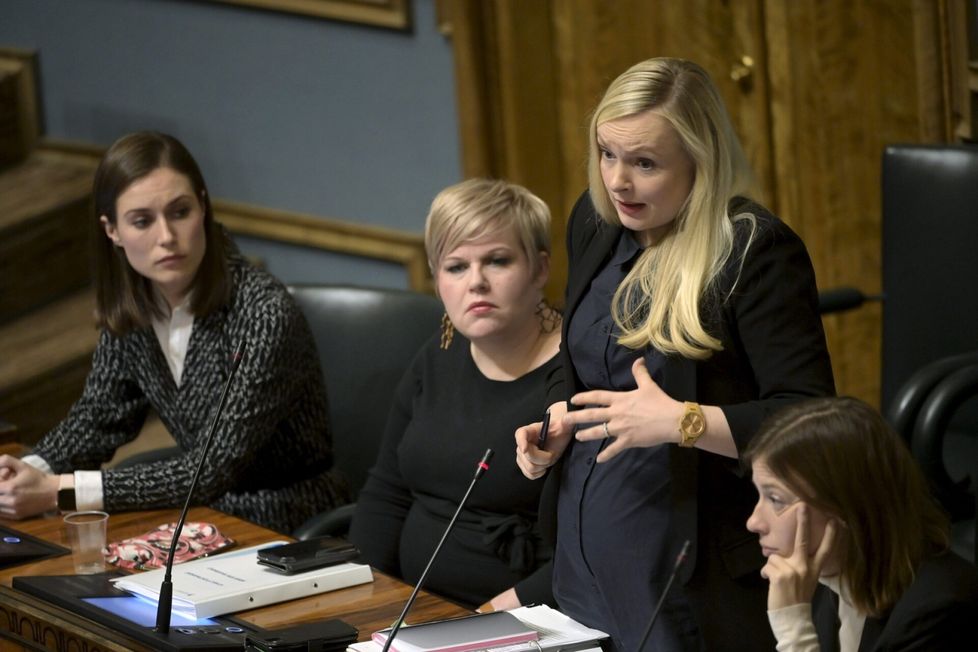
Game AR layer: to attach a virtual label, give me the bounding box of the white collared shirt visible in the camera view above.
[152,300,194,387]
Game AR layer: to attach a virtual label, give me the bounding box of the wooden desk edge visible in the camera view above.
[0,507,470,650]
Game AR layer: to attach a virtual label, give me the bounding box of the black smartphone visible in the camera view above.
[256,536,359,574]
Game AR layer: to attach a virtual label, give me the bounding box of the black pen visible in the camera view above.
[537,409,551,450]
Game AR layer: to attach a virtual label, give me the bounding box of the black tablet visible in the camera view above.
[0,524,69,570]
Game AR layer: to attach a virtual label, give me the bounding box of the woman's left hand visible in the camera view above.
[0,455,60,519]
[566,358,683,463]
[761,504,838,610]
[477,587,520,613]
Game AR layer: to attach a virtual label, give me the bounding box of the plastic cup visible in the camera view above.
[63,510,108,574]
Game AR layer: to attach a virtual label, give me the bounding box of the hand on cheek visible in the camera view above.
[761,504,838,610]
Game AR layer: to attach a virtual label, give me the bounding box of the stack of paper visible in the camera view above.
[351,605,608,652]
[371,611,538,652]
[112,540,373,619]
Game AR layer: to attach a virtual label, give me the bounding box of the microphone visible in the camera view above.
[817,287,883,315]
[155,341,246,634]
[379,448,494,652]
[637,539,690,652]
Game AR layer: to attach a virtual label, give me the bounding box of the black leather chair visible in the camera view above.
[288,284,443,540]
[886,351,978,444]
[878,145,978,564]
[818,146,978,562]
[909,352,978,563]
[880,144,978,410]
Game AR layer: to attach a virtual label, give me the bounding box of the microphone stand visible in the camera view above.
[155,341,246,634]
[380,448,494,652]
[637,539,690,652]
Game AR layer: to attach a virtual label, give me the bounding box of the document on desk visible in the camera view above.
[350,604,608,652]
[111,541,373,619]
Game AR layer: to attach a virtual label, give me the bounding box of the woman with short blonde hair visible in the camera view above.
[352,178,562,610]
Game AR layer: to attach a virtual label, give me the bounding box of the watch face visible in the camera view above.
[57,488,77,512]
[681,413,706,437]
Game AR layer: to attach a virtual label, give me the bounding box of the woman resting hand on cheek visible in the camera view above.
[746,397,978,651]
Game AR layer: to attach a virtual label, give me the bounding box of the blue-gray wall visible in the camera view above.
[0,0,461,288]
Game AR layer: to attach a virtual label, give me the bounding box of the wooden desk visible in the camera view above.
[0,507,469,651]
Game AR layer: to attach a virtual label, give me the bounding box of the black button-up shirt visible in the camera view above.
[556,230,699,651]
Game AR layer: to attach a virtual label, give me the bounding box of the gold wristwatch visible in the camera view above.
[678,401,706,448]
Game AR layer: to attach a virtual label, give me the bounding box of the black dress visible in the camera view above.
[350,332,559,608]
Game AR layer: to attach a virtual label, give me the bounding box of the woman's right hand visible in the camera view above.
[761,503,838,610]
[515,401,570,480]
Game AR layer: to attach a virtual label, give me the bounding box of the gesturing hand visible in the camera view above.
[761,503,838,610]
[566,358,683,463]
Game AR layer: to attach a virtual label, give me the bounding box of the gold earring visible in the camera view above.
[440,313,454,350]
[535,299,561,334]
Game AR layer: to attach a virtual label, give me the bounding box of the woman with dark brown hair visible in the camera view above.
[745,396,978,650]
[0,131,347,533]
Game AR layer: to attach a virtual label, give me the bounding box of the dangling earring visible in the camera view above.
[535,299,562,334]
[440,313,455,350]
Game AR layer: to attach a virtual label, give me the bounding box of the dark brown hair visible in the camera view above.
[93,131,229,335]
[744,397,949,616]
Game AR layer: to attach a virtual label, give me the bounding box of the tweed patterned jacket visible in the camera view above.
[32,256,348,533]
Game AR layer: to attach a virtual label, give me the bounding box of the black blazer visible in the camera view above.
[812,552,978,651]
[542,191,836,584]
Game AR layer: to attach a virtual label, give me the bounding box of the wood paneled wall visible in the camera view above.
[447,0,964,406]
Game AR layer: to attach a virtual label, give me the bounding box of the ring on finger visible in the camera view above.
[602,422,611,439]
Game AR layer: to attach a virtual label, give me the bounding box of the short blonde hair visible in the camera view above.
[588,58,755,358]
[424,178,551,277]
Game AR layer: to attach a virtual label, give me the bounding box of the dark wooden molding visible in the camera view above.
[211,0,412,30]
[0,47,41,167]
[215,200,430,292]
[36,139,431,293]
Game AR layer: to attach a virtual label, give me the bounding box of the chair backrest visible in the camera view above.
[288,284,443,498]
[881,145,978,410]
[909,355,978,563]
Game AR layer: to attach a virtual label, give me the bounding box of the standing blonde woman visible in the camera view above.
[515,58,835,650]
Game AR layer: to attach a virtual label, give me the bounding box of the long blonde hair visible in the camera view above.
[588,58,754,359]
